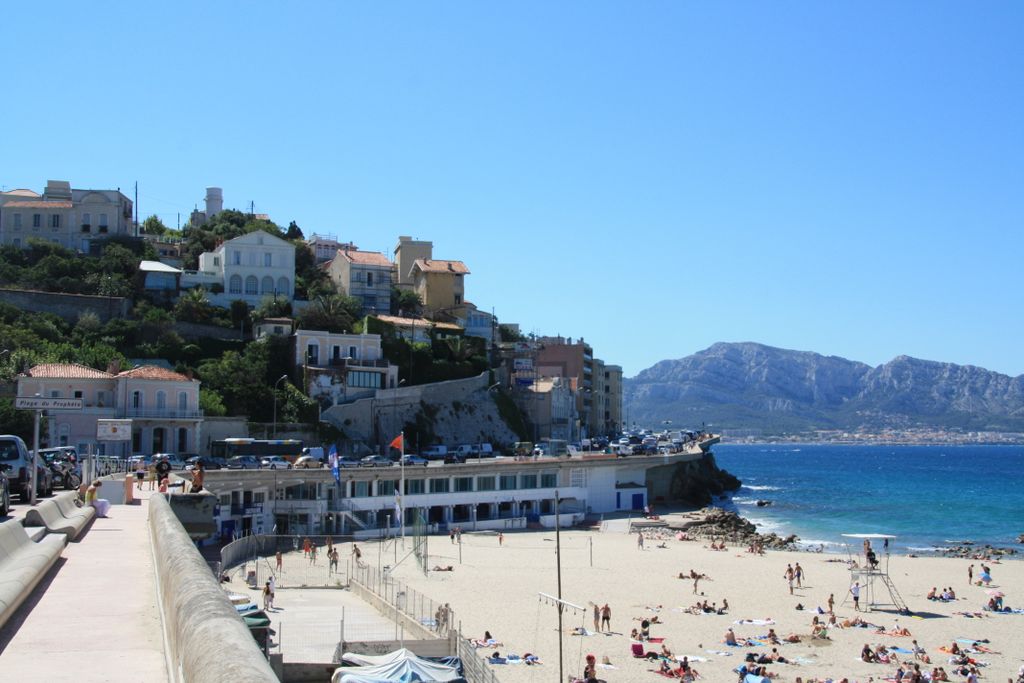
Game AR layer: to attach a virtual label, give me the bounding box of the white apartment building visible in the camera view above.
[17,363,203,457]
[294,330,399,405]
[326,247,393,314]
[0,181,134,251]
[181,230,296,307]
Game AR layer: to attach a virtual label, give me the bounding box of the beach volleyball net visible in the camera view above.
[411,510,429,576]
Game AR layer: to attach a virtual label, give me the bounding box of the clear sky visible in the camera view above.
[3,3,1022,378]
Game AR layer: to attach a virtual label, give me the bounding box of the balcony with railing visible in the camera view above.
[117,407,204,420]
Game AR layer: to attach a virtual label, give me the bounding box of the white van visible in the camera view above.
[421,445,448,460]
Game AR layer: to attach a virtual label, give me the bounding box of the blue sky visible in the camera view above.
[3,3,1022,377]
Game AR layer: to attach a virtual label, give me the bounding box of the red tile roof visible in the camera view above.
[412,259,470,275]
[25,363,113,379]
[118,366,194,382]
[341,250,392,267]
[4,200,73,209]
[374,314,463,331]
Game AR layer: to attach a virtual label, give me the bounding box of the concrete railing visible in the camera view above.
[149,494,277,683]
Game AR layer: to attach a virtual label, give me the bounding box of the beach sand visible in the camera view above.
[367,519,1023,682]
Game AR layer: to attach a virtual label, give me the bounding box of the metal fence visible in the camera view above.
[220,534,353,589]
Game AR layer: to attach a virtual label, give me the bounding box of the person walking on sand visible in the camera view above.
[600,603,611,632]
[592,603,600,632]
[850,581,861,611]
[276,551,283,572]
[784,564,795,595]
[637,531,644,550]
[827,593,835,614]
[795,562,804,588]
[498,532,504,546]
[967,564,974,585]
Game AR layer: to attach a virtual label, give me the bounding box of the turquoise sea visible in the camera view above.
[711,443,1024,554]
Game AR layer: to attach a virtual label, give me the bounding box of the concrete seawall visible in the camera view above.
[149,493,278,683]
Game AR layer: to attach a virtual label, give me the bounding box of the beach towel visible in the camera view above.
[744,674,768,683]
[675,656,708,663]
[632,643,645,658]
[734,618,775,626]
[647,637,666,644]
[890,647,913,654]
[955,638,990,644]
[705,649,733,656]
[488,657,507,665]
[745,639,765,647]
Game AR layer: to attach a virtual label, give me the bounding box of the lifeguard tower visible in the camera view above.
[841,533,909,614]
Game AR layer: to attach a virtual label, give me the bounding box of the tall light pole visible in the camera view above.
[272,375,288,437]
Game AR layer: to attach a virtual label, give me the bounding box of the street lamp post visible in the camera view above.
[272,375,288,437]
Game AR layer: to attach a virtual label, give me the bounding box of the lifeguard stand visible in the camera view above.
[841,533,909,614]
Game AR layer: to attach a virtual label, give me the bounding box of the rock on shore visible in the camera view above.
[665,452,742,507]
[672,507,799,550]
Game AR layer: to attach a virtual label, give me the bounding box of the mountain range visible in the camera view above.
[623,342,1024,434]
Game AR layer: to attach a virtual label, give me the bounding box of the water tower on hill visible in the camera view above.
[205,187,223,218]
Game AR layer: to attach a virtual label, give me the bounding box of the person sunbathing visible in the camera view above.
[861,643,878,663]
[889,621,912,636]
[784,633,802,643]
[766,628,780,645]
[723,628,739,645]
[926,587,937,600]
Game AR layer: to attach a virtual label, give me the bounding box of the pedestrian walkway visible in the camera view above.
[0,488,168,682]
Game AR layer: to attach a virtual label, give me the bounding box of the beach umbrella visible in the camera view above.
[985,589,1004,598]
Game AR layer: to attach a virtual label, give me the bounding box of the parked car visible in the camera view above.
[260,456,292,470]
[153,453,187,470]
[1,435,53,500]
[400,454,429,467]
[294,455,323,469]
[185,455,225,470]
[360,455,393,468]
[420,445,448,460]
[336,457,362,468]
[0,465,10,515]
[443,453,466,464]
[226,455,261,470]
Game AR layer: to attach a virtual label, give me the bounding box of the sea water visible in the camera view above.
[711,444,1024,554]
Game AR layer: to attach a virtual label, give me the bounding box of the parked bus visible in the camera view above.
[210,438,304,462]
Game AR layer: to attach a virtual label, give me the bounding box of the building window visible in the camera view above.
[377,480,396,496]
[405,479,424,495]
[261,276,274,294]
[306,343,319,365]
[348,346,358,359]
[132,430,142,453]
[213,257,220,267]
[353,481,370,498]
[232,251,241,265]
[99,213,108,228]
[520,474,538,489]
[177,428,188,451]
[454,294,462,305]
[82,212,90,226]
[366,272,373,287]
[73,390,83,399]
[13,214,22,229]
[51,214,61,229]
[50,390,62,398]
[570,468,586,488]
[454,477,473,493]
[156,391,167,410]
[33,214,41,228]
[499,474,517,491]
[245,276,258,295]
[541,472,557,488]
[132,391,142,409]
[477,476,496,491]
[429,478,450,494]
[276,277,289,296]
[178,392,188,412]
[264,252,272,267]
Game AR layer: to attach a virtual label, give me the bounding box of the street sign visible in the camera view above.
[97,419,133,441]
[15,397,84,410]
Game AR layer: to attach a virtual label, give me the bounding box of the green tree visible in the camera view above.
[390,288,422,316]
[199,388,227,417]
[296,294,361,333]
[141,214,169,235]
[285,220,304,240]
[174,287,214,323]
[293,242,332,300]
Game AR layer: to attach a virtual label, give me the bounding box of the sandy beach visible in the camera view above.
[368,516,1023,682]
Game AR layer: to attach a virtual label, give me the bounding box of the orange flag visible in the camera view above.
[389,434,404,450]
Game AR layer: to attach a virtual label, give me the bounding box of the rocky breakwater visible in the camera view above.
[664,452,742,508]
[674,507,800,550]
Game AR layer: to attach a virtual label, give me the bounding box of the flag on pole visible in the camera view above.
[394,493,401,525]
[329,444,340,485]
[389,433,404,451]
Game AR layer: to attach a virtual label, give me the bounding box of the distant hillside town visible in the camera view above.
[0,181,623,457]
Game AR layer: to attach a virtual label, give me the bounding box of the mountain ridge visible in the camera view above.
[623,342,1024,433]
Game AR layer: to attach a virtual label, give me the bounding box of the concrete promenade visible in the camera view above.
[0,489,168,682]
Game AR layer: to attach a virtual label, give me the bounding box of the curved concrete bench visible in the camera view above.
[53,491,97,526]
[0,519,66,629]
[24,496,94,542]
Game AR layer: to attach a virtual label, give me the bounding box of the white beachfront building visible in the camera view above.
[180,230,295,308]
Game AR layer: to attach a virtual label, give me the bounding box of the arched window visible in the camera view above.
[245,275,258,295]
[229,274,242,294]
[261,276,274,294]
[276,277,290,296]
